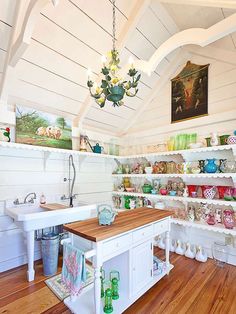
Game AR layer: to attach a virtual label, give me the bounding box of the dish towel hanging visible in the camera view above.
[61,243,86,296]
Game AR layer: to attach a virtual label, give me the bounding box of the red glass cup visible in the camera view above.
[201,185,209,198]
[187,185,197,196]
[218,186,228,199]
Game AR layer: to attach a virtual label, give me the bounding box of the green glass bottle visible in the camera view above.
[104,288,113,313]
[110,270,120,300]
[100,268,105,298]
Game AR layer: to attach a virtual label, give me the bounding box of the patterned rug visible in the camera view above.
[45,263,94,301]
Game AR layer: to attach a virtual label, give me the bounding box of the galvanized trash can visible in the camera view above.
[41,232,60,276]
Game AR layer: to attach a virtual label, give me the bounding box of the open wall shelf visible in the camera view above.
[117,144,236,160]
[112,173,236,179]
[1,141,235,160]
[112,191,236,207]
[0,141,116,158]
[172,218,236,236]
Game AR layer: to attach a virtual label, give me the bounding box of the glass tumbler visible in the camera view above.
[212,241,229,267]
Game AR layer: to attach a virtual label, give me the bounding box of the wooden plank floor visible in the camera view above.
[0,249,236,314]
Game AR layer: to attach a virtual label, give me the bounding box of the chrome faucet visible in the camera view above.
[61,155,77,207]
[24,192,37,204]
[14,192,37,205]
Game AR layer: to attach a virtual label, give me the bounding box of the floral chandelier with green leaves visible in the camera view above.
[87,0,141,108]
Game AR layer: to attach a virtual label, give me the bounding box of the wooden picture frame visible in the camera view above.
[171,61,209,123]
[16,105,72,149]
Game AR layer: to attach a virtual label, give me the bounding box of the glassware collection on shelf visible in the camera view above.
[113,159,236,175]
[112,140,236,233]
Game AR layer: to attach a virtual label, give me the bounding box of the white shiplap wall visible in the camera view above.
[0,147,114,272]
[125,52,236,144]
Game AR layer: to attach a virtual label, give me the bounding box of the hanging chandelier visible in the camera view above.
[87,0,141,108]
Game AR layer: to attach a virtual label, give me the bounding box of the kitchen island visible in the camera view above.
[63,207,173,314]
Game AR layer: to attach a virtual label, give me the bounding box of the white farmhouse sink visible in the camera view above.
[5,202,97,231]
[5,202,97,281]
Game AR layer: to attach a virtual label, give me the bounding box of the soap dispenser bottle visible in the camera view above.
[40,193,46,204]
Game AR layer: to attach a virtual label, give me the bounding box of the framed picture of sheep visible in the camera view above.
[15,106,72,149]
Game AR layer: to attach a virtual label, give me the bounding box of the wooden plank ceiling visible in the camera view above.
[0,0,235,135]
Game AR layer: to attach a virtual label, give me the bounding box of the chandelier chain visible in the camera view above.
[86,0,141,108]
[112,0,116,51]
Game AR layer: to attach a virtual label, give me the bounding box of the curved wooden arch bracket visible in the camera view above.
[10,0,54,67]
[135,13,236,74]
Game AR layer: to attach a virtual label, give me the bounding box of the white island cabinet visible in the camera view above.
[63,207,173,314]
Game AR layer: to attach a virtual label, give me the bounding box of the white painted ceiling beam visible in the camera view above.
[159,0,236,9]
[75,0,151,129]
[10,0,54,67]
[135,13,236,74]
[120,50,190,135]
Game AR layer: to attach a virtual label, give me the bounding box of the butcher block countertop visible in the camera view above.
[63,207,173,242]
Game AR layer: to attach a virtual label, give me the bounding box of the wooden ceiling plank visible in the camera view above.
[184,45,236,65]
[0,0,17,26]
[159,0,236,10]
[15,58,88,102]
[32,15,102,74]
[0,0,24,108]
[9,79,82,114]
[8,95,77,120]
[9,0,54,67]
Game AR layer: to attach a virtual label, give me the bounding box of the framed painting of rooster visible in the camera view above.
[171,61,209,123]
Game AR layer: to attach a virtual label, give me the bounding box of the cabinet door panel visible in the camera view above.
[132,240,153,296]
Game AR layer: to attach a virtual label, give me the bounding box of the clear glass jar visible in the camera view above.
[109,139,119,156]
[212,241,229,267]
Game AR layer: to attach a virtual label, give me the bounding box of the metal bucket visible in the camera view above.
[41,232,60,276]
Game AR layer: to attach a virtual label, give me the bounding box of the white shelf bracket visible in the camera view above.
[78,155,87,171]
[43,151,50,171]
[231,146,236,159]
[181,151,190,162]
[232,176,236,187]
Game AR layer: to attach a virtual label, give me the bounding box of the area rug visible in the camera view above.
[45,263,94,301]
